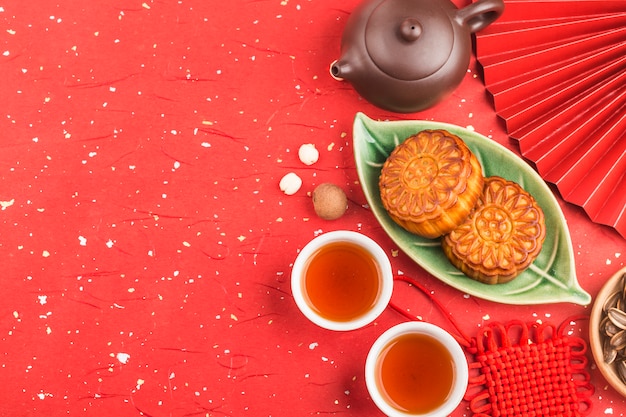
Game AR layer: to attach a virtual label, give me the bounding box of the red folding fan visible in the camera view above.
[474,0,626,238]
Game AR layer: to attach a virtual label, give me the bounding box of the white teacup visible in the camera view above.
[291,230,393,331]
[365,321,469,416]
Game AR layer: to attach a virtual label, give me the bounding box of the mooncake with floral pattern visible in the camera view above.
[442,176,546,284]
[379,130,484,238]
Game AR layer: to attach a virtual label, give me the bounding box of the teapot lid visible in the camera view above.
[365,0,454,81]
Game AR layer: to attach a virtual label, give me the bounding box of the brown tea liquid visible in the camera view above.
[304,241,381,322]
[377,333,455,414]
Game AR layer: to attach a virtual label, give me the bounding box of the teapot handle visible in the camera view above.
[456,0,505,33]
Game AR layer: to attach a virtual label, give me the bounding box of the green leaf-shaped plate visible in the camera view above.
[353,113,591,305]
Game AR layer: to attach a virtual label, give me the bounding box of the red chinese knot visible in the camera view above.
[465,320,593,417]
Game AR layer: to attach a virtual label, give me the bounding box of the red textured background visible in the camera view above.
[1,0,625,416]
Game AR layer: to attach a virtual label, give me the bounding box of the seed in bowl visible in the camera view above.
[599,271,626,382]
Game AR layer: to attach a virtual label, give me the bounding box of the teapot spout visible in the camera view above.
[330,59,351,81]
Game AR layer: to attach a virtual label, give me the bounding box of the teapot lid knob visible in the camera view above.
[399,18,422,42]
[364,0,454,81]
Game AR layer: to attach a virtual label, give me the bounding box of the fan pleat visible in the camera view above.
[477,14,626,60]
[487,41,625,111]
[479,0,626,23]
[508,59,626,140]
[545,111,625,195]
[528,86,626,174]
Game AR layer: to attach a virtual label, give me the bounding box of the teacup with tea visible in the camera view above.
[291,230,393,331]
[366,321,469,416]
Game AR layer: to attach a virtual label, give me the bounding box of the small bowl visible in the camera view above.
[589,265,626,398]
[365,322,469,417]
[291,230,393,331]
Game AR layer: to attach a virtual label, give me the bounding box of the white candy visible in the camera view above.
[279,172,302,195]
[298,143,319,166]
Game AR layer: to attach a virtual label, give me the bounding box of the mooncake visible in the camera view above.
[379,129,484,238]
[442,176,546,284]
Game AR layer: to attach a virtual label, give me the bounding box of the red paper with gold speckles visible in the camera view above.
[0,1,624,416]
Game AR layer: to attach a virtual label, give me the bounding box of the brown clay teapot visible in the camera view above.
[330,0,504,113]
